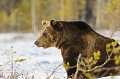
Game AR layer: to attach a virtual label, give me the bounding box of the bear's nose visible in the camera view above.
[34,41,39,46]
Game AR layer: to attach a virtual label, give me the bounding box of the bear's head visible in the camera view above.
[35,19,63,49]
[35,19,93,49]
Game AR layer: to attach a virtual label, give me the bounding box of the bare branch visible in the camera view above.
[36,61,48,76]
[47,63,63,79]
[74,54,82,79]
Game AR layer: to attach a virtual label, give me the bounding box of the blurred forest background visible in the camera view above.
[0,0,120,33]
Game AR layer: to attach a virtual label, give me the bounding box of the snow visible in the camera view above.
[0,31,120,79]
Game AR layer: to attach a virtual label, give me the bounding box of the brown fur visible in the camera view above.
[35,19,120,78]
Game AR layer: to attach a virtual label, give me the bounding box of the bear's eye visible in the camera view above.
[43,33,47,37]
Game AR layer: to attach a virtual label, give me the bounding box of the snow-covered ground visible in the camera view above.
[0,31,120,79]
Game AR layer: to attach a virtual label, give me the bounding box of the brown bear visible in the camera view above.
[35,19,120,78]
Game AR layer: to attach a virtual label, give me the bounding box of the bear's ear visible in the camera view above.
[50,19,57,26]
[50,19,63,30]
[41,20,46,25]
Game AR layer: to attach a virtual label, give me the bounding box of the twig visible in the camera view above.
[11,48,14,79]
[47,63,62,79]
[74,54,82,79]
[94,65,120,77]
[37,61,48,75]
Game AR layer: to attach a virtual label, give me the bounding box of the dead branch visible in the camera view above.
[37,61,48,76]
[47,63,62,79]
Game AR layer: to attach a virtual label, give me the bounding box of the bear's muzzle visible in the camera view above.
[34,41,44,47]
[34,41,39,46]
